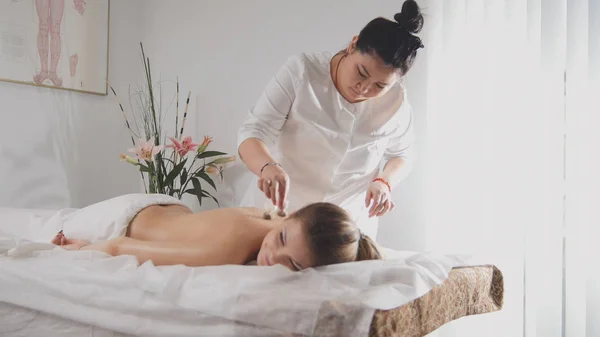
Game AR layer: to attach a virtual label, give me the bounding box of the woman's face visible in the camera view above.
[257,217,314,271]
[335,37,400,103]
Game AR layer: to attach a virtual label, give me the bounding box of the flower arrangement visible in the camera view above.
[111,43,235,207]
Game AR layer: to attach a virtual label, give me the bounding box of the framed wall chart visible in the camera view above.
[0,0,109,95]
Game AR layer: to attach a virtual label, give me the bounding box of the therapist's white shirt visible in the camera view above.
[237,52,414,238]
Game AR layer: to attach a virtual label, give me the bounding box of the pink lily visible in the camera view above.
[205,164,218,175]
[197,136,213,153]
[213,156,236,165]
[206,164,224,182]
[128,137,163,161]
[120,154,139,166]
[167,136,199,156]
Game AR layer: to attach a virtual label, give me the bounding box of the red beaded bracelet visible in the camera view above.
[373,178,391,192]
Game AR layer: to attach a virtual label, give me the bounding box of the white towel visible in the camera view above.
[0,193,186,257]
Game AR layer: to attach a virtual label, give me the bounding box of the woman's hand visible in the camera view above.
[258,164,290,210]
[365,180,395,218]
[51,231,90,250]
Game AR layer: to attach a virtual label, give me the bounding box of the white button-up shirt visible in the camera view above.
[237,52,414,236]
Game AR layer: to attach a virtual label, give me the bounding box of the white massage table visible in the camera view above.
[0,265,503,337]
[0,205,503,337]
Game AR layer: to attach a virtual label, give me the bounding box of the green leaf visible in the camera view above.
[139,164,151,173]
[202,189,220,207]
[180,168,188,186]
[158,153,168,177]
[164,158,187,187]
[196,171,216,190]
[196,151,227,159]
[191,177,203,206]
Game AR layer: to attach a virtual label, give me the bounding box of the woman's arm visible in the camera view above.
[236,56,304,209]
[237,55,304,173]
[82,236,245,267]
[377,156,412,187]
[238,138,291,209]
[238,138,278,177]
[380,105,416,187]
[365,101,415,217]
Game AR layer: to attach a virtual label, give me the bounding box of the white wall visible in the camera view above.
[0,0,429,249]
[137,0,429,249]
[0,0,145,209]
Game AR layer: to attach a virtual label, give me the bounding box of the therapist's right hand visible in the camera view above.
[258,164,290,210]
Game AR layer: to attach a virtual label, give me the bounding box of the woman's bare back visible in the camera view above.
[122,205,282,265]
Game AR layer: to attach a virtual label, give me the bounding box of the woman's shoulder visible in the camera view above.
[282,51,332,81]
[297,51,331,66]
[365,82,412,130]
[371,82,407,113]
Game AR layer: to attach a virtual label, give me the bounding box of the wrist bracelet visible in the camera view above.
[260,162,281,175]
[373,178,392,192]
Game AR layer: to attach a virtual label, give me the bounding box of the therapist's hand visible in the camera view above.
[258,164,290,210]
[365,181,395,218]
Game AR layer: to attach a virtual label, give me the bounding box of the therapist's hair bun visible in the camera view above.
[393,0,424,34]
[355,0,425,76]
[291,202,382,267]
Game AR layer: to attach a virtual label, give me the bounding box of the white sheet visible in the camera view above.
[0,197,469,337]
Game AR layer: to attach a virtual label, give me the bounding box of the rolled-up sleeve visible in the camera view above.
[237,55,304,149]
[383,103,416,165]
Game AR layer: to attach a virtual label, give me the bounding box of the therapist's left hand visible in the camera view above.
[365,181,395,217]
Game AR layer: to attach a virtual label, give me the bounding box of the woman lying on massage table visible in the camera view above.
[50,201,381,271]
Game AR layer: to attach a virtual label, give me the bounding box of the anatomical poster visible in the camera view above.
[0,0,109,95]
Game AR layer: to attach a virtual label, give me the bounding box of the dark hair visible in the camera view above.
[355,0,425,75]
[291,202,382,267]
